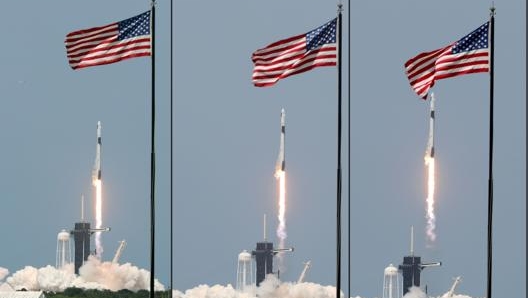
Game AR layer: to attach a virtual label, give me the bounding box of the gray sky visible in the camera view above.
[0,1,524,298]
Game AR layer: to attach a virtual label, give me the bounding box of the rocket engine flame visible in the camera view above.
[424,155,436,244]
[93,178,103,258]
[275,170,287,245]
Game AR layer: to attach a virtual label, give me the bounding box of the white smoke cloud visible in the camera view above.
[172,275,339,298]
[7,266,39,291]
[76,256,164,291]
[3,263,478,298]
[403,287,428,298]
[37,265,76,292]
[0,267,9,281]
[180,284,240,298]
[4,256,163,292]
[401,286,475,298]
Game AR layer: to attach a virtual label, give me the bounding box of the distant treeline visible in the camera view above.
[46,288,171,298]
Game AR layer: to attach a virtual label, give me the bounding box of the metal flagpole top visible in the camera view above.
[490,2,496,16]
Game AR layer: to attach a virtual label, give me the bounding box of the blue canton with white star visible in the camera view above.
[118,11,150,41]
[452,22,489,54]
[306,18,337,51]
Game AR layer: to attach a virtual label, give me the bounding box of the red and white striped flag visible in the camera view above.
[405,22,490,99]
[252,18,337,87]
[65,11,151,70]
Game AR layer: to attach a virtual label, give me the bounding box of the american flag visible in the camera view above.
[252,18,337,87]
[405,22,490,99]
[65,11,151,70]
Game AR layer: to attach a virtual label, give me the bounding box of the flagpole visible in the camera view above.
[170,0,174,296]
[486,6,495,298]
[346,0,351,297]
[149,2,156,298]
[336,4,343,298]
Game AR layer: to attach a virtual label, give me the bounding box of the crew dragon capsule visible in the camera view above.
[275,109,286,172]
[93,121,102,180]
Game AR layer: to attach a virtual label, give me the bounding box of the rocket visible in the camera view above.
[275,108,286,172]
[93,121,102,180]
[426,93,435,158]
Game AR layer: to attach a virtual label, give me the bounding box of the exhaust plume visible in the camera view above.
[424,155,436,244]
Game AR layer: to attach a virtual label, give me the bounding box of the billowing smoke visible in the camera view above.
[2,261,480,298]
[172,275,339,298]
[170,276,482,298]
[402,286,474,298]
[403,287,428,298]
[2,266,480,298]
[260,275,339,298]
[4,256,163,292]
[0,267,8,281]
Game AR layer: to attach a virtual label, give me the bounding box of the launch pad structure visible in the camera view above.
[71,221,91,274]
[70,194,110,274]
[398,226,441,295]
[71,222,110,273]
[251,215,293,286]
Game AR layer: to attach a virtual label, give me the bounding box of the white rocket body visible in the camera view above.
[276,109,286,172]
[93,121,102,180]
[426,94,435,158]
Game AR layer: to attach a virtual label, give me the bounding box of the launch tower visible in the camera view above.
[70,195,110,274]
[251,215,293,286]
[252,241,274,286]
[71,222,91,274]
[398,226,441,295]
